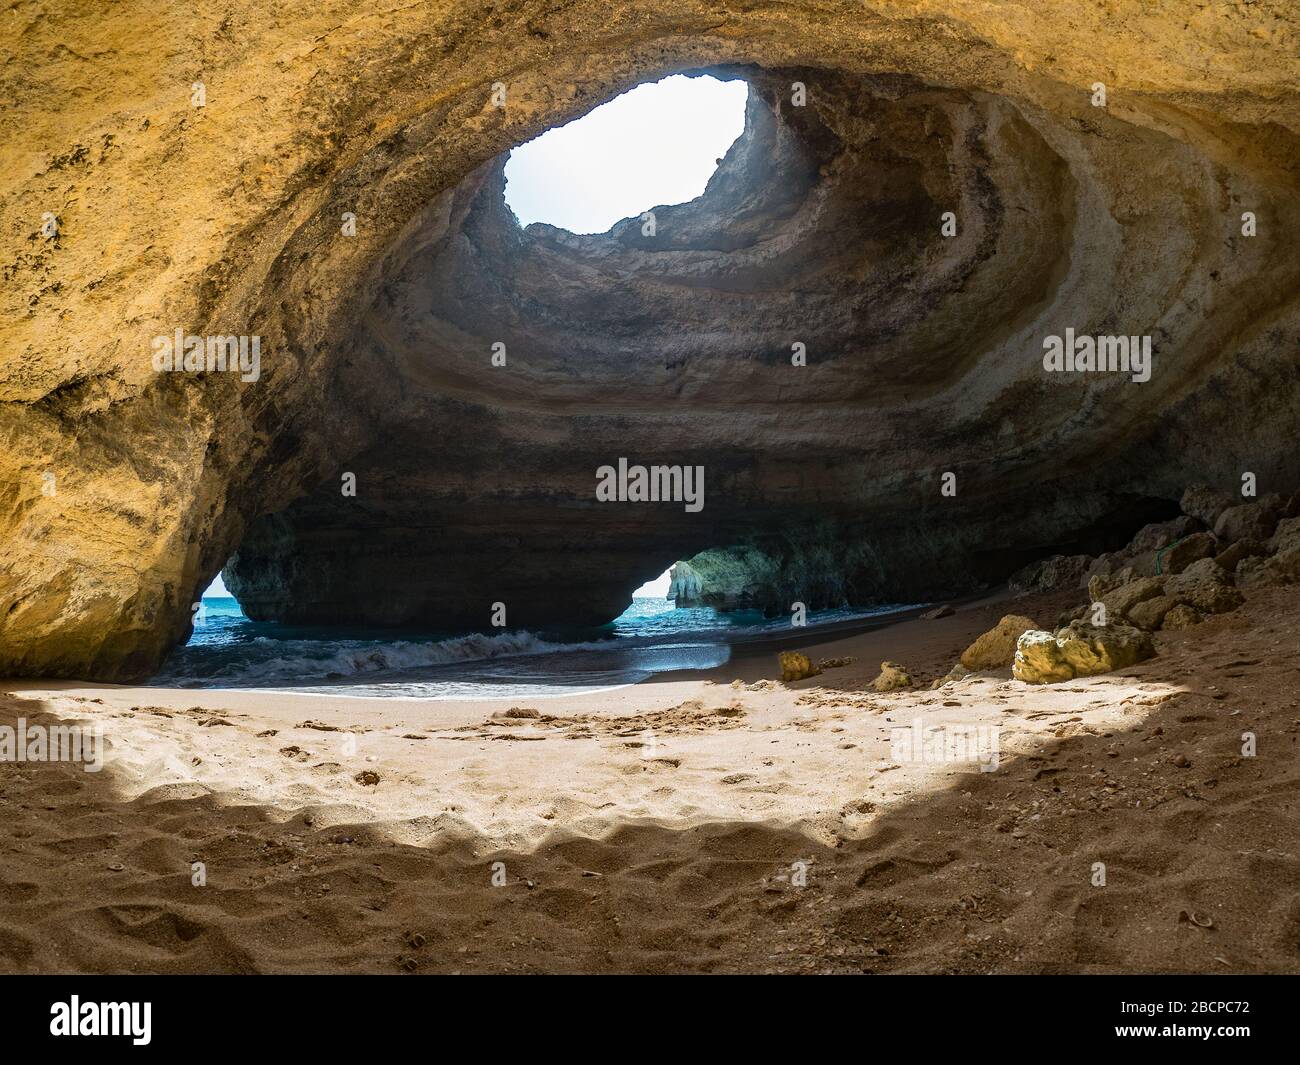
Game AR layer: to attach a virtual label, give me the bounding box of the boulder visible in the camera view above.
[1223,519,1300,586]
[1180,485,1236,528]
[930,663,972,689]
[1164,557,1243,614]
[1099,575,1165,621]
[1214,538,1265,573]
[1258,548,1300,582]
[1081,553,1124,589]
[1233,556,1276,590]
[1013,622,1155,684]
[1156,531,1217,575]
[1007,559,1039,594]
[1056,603,1088,629]
[1087,566,1137,603]
[960,615,1040,671]
[1075,517,1207,584]
[1160,603,1203,630]
[1214,499,1281,544]
[871,660,912,692]
[1268,548,1300,583]
[1122,554,1157,579]
[1011,631,1075,684]
[779,651,820,683]
[1271,515,1300,553]
[920,604,955,619]
[1050,554,1095,587]
[1127,515,1203,555]
[1008,554,1092,594]
[1127,594,1177,632]
[1123,550,1160,578]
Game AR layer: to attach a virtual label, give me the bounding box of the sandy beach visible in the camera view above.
[4,585,1297,974]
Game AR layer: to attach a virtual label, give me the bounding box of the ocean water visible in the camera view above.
[151,596,913,699]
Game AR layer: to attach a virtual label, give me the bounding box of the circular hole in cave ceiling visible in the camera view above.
[367,63,1005,410]
[502,73,750,235]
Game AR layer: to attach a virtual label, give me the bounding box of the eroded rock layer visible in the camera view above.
[2,3,1298,678]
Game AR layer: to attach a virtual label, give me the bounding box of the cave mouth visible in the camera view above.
[502,73,749,234]
[13,27,1289,692]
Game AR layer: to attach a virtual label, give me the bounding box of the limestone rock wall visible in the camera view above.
[1,2,1297,677]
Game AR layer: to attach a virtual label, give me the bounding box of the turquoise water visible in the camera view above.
[153,595,911,698]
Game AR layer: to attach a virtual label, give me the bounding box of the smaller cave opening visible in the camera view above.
[187,567,247,638]
[631,566,673,599]
[195,569,246,629]
[502,72,749,234]
[200,570,238,606]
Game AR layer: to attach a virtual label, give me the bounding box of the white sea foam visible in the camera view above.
[155,629,622,685]
[156,597,918,694]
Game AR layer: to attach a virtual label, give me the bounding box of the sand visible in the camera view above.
[2,587,1299,974]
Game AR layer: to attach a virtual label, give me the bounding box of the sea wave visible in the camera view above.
[155,629,625,686]
[155,597,920,692]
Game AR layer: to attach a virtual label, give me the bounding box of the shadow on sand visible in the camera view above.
[1,659,1297,974]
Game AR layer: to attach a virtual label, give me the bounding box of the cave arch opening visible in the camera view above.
[160,58,1245,693]
[192,64,1080,673]
[503,73,749,234]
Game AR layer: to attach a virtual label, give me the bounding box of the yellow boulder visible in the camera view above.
[959,615,1039,671]
[778,651,820,683]
[871,660,912,692]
